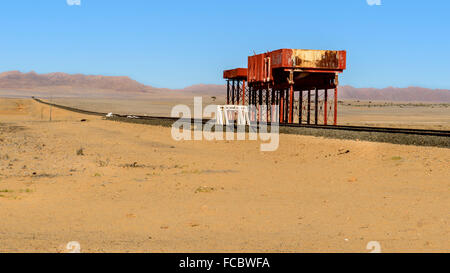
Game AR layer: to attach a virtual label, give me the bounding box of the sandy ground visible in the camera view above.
[338,101,450,130]
[0,98,448,253]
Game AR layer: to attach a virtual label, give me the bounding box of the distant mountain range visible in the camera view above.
[0,70,155,94]
[1,71,449,102]
[338,85,450,102]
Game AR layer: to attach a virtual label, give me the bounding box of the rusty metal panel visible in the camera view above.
[270,49,346,70]
[248,53,263,83]
[270,48,293,68]
[223,68,247,80]
[338,51,347,70]
[248,53,270,83]
[290,49,346,70]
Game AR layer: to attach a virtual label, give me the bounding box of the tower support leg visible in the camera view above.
[236,81,240,104]
[299,90,303,124]
[266,89,269,122]
[307,89,311,125]
[334,86,338,125]
[258,89,262,122]
[315,88,319,125]
[242,80,246,105]
[252,88,256,121]
[289,85,294,123]
[231,80,235,105]
[285,89,289,123]
[324,89,328,125]
[280,90,284,123]
[271,89,275,122]
[227,80,230,104]
[334,74,339,125]
[254,89,257,121]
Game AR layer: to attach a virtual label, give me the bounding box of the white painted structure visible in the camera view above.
[216,105,250,126]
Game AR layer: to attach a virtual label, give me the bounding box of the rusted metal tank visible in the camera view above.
[223,68,247,80]
[248,49,346,84]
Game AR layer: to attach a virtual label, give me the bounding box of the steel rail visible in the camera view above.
[33,98,450,137]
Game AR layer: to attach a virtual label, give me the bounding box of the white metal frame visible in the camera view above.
[216,105,250,126]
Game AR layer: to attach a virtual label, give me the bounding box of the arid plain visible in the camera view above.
[0,98,448,253]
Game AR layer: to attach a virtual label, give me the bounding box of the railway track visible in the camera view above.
[280,123,450,137]
[33,98,450,138]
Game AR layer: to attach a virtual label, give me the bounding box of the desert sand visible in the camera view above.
[0,98,448,253]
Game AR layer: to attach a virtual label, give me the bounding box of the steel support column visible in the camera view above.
[334,74,339,125]
[286,89,289,123]
[283,89,289,123]
[324,89,328,125]
[250,88,254,105]
[259,89,263,122]
[299,90,303,124]
[266,89,269,122]
[226,80,230,104]
[289,85,294,123]
[242,80,246,105]
[236,81,240,104]
[231,80,235,104]
[307,90,311,125]
[280,90,284,123]
[271,89,275,122]
[334,86,338,125]
[315,88,319,125]
[252,88,256,121]
[275,90,279,122]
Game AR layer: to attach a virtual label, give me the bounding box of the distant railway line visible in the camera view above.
[32,98,450,148]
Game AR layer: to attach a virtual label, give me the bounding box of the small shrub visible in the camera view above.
[76,148,84,156]
[195,186,215,193]
[97,159,109,167]
[120,162,145,168]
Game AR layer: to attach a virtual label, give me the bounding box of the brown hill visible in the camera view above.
[339,85,450,103]
[0,71,449,102]
[176,84,225,95]
[0,71,152,93]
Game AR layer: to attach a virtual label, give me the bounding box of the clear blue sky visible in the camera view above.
[0,0,449,89]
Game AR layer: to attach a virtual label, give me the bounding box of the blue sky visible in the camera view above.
[0,0,449,89]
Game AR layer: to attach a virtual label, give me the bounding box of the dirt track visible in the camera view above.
[0,98,448,252]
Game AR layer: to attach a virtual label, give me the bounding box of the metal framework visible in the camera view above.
[223,49,346,125]
[224,68,247,105]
